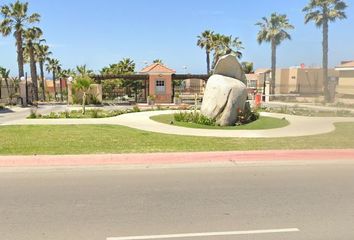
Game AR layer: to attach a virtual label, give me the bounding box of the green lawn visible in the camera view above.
[150,114,289,130]
[0,123,353,155]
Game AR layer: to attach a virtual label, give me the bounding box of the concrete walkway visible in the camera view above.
[2,110,354,138]
[264,101,354,113]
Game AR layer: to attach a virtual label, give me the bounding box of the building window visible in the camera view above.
[155,80,165,94]
[247,80,257,88]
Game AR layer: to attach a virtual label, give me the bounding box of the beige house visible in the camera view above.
[275,68,338,95]
[335,61,354,97]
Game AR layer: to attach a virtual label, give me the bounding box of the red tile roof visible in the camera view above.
[140,63,176,74]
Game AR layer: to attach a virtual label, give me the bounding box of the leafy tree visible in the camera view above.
[73,75,93,114]
[0,0,40,78]
[256,13,294,95]
[242,62,254,74]
[303,0,347,102]
[197,30,214,74]
[46,58,61,100]
[24,26,42,101]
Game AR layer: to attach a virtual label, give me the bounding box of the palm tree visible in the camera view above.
[35,41,51,101]
[24,26,42,102]
[153,59,164,65]
[118,58,135,73]
[76,64,93,76]
[303,0,347,102]
[211,34,244,69]
[46,58,61,100]
[0,0,40,78]
[0,67,10,97]
[256,13,294,95]
[242,62,254,74]
[197,30,214,75]
[73,75,93,114]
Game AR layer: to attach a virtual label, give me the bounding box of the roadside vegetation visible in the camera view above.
[0,122,353,155]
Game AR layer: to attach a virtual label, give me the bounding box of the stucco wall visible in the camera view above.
[148,74,172,103]
[337,70,354,95]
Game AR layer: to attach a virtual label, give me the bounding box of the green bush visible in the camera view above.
[90,109,101,118]
[174,111,216,126]
[27,109,37,119]
[132,105,141,112]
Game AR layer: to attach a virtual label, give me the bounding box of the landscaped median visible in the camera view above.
[0,122,354,155]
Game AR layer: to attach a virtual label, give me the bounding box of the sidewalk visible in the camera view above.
[3,110,354,138]
[1,149,354,168]
[265,101,354,113]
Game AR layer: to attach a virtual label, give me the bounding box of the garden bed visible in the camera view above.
[150,114,289,130]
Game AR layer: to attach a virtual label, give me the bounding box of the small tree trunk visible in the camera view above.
[29,46,39,102]
[82,92,86,114]
[323,18,330,102]
[59,78,63,102]
[15,31,25,79]
[52,72,56,101]
[206,50,210,75]
[271,39,277,96]
[40,61,46,101]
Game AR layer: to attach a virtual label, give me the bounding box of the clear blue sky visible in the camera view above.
[0,0,353,75]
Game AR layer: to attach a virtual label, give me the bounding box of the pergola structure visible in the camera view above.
[91,63,209,103]
[91,74,209,83]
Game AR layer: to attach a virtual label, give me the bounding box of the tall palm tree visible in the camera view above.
[303,0,347,102]
[35,41,51,101]
[46,58,61,100]
[197,30,214,75]
[256,13,294,95]
[24,26,42,102]
[211,34,244,69]
[0,0,40,78]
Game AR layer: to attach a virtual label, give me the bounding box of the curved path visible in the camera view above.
[2,110,354,138]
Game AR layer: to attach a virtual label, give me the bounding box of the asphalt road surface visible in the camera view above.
[1,162,354,240]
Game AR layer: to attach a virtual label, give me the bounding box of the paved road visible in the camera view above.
[1,162,354,240]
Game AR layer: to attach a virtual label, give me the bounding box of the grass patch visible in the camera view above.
[0,123,353,155]
[150,114,289,130]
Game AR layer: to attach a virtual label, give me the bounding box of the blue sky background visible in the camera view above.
[0,0,353,76]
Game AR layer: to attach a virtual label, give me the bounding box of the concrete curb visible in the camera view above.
[1,149,353,168]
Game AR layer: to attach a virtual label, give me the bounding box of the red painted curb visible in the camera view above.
[0,149,353,168]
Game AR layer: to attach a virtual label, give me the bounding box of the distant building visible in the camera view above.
[335,61,354,97]
[275,67,338,95]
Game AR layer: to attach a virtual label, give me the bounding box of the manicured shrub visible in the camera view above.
[173,111,216,126]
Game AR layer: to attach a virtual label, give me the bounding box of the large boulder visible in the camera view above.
[201,74,247,126]
[213,54,247,83]
[200,54,248,126]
